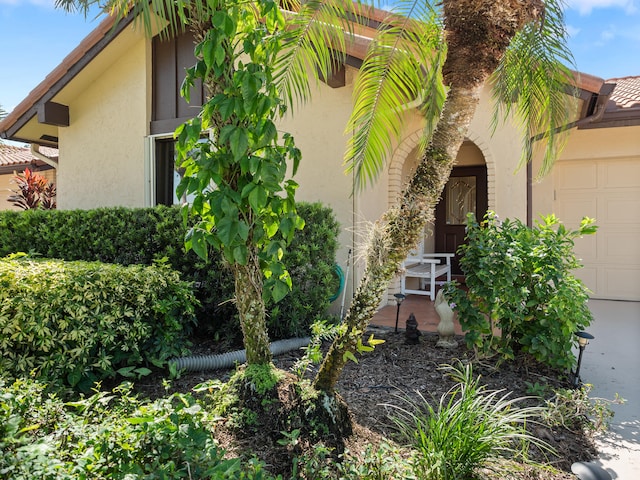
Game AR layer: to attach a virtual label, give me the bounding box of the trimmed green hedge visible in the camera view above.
[0,257,196,391]
[0,203,340,340]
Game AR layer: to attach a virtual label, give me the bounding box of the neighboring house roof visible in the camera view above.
[0,144,58,174]
[0,8,638,146]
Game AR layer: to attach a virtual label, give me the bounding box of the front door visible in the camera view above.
[435,166,488,274]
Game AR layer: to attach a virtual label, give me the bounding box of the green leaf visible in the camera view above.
[233,245,248,265]
[248,185,267,213]
[342,350,358,364]
[271,279,290,303]
[229,128,248,161]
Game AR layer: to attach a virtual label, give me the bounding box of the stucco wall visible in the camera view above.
[283,78,529,307]
[57,38,149,210]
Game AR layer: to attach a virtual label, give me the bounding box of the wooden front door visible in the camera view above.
[435,166,488,274]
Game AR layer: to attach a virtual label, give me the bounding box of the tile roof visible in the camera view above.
[607,76,640,109]
[0,144,58,168]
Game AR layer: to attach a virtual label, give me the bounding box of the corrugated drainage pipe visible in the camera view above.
[171,337,311,372]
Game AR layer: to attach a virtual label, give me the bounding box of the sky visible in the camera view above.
[1,0,640,114]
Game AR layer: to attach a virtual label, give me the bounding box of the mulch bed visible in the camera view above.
[133,327,597,479]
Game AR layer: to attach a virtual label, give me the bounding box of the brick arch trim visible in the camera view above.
[387,128,496,211]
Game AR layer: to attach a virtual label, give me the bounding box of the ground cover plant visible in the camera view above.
[1,329,611,479]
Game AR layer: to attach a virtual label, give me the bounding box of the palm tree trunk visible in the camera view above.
[230,251,273,365]
[313,0,543,392]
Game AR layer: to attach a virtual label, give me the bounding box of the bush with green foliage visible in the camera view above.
[444,212,597,370]
[0,378,275,479]
[0,202,340,340]
[0,256,196,391]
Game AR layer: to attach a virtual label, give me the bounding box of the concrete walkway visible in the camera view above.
[579,299,640,479]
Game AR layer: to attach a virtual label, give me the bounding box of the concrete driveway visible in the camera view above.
[579,299,640,479]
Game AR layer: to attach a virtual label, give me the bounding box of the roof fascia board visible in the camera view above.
[0,13,136,143]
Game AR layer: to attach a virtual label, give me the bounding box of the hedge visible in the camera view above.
[0,257,196,391]
[0,203,340,340]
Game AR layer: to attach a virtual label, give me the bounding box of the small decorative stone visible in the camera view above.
[405,313,422,345]
[435,289,458,348]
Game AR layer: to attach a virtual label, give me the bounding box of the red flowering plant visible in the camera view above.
[8,168,56,210]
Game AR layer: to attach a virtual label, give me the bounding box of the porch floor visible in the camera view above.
[369,293,464,335]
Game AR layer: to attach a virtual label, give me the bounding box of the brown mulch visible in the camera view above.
[133,327,597,479]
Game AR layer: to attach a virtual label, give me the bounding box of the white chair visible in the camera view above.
[400,247,454,301]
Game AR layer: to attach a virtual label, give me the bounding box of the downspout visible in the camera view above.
[30,144,59,169]
[526,83,614,227]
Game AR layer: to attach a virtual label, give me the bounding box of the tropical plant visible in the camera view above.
[56,0,579,391]
[7,168,56,210]
[0,104,7,120]
[389,363,551,480]
[298,0,579,391]
[58,0,308,366]
[444,212,597,370]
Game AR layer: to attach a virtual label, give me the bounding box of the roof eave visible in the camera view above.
[0,13,134,146]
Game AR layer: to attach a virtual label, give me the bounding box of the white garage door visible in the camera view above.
[555,157,640,301]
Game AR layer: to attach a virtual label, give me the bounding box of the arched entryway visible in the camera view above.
[386,131,493,299]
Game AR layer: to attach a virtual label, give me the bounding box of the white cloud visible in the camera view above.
[566,0,638,15]
[565,24,581,38]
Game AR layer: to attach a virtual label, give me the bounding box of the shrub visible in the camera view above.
[390,363,549,480]
[0,256,196,391]
[444,212,597,370]
[7,168,56,210]
[0,379,276,479]
[0,203,340,340]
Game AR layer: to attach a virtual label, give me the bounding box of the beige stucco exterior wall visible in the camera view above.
[284,78,529,307]
[0,173,19,211]
[57,38,149,210]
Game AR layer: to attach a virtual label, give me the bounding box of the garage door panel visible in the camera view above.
[601,159,640,188]
[573,235,597,263]
[601,268,640,300]
[600,232,640,263]
[574,267,597,296]
[558,162,597,189]
[555,157,640,301]
[557,194,597,225]
[600,194,640,224]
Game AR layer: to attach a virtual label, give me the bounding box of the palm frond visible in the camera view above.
[344,0,445,191]
[490,0,578,177]
[55,0,189,38]
[275,0,362,110]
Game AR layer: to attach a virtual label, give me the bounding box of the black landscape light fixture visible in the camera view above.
[573,331,595,388]
[394,293,406,333]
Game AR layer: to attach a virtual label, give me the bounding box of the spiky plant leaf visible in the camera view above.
[344,0,446,191]
[274,0,361,109]
[490,0,578,177]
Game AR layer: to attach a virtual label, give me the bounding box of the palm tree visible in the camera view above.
[0,104,7,120]
[274,0,577,392]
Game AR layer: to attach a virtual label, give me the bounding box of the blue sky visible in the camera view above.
[1,0,640,113]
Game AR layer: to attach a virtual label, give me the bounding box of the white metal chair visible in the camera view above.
[400,246,454,301]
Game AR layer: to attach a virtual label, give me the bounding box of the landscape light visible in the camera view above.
[573,331,595,388]
[394,293,406,333]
